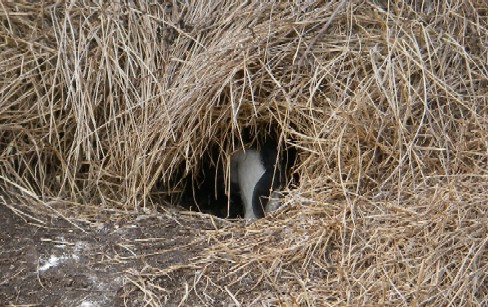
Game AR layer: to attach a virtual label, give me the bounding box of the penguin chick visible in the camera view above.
[231,144,284,220]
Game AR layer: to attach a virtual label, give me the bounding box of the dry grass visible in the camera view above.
[1,0,487,306]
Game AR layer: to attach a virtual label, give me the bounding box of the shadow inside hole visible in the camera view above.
[178,146,244,219]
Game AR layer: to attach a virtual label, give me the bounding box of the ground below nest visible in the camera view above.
[0,203,229,306]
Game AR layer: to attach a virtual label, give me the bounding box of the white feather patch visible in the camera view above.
[231,150,265,220]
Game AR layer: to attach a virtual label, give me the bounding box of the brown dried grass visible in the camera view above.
[1,0,487,305]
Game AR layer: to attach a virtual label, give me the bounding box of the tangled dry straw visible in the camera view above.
[1,0,487,305]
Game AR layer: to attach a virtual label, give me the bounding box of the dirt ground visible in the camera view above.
[0,202,232,306]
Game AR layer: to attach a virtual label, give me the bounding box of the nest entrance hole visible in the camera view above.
[177,129,299,219]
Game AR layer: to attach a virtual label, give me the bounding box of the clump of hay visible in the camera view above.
[1,0,487,305]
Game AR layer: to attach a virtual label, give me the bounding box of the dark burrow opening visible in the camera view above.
[176,131,299,219]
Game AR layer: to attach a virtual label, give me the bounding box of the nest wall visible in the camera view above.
[1,1,486,208]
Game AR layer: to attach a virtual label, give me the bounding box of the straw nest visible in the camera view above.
[1,0,487,305]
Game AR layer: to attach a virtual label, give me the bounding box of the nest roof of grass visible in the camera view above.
[1,0,487,305]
